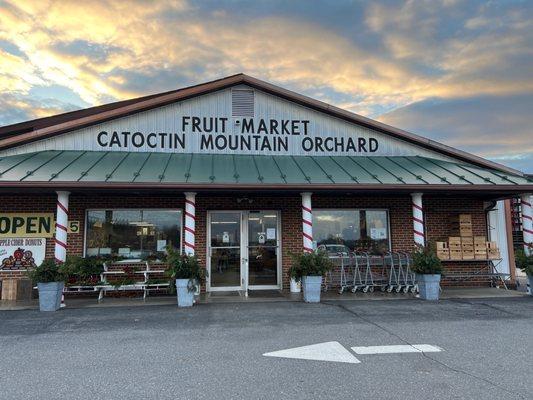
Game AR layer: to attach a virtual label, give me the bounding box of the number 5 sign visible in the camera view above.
[67,221,80,234]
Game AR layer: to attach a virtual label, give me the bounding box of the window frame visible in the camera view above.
[83,208,183,258]
[313,208,392,252]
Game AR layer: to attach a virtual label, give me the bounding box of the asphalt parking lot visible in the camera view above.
[0,297,531,400]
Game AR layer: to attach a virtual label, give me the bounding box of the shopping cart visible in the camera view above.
[325,252,353,293]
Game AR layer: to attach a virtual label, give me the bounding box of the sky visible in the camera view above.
[0,0,531,172]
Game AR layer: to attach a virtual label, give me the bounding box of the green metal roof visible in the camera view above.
[0,151,532,189]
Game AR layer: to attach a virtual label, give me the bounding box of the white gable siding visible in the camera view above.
[0,86,452,161]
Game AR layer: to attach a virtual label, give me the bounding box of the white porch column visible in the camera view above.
[54,191,70,263]
[521,194,533,255]
[301,192,313,252]
[411,193,425,247]
[184,192,196,255]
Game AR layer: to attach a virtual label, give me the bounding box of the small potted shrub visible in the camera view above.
[291,251,332,303]
[515,248,533,296]
[411,244,443,301]
[28,259,67,311]
[288,264,301,293]
[166,247,205,307]
[63,256,105,286]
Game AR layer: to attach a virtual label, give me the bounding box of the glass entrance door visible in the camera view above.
[208,211,243,291]
[247,211,280,288]
[207,211,281,292]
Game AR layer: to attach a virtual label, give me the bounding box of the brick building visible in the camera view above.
[1,74,532,295]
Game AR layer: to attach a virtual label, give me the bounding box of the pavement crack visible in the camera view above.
[322,301,528,400]
[447,299,521,317]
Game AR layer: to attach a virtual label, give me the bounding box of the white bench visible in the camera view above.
[64,260,170,301]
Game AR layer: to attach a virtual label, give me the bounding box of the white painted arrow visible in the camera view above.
[263,341,360,364]
[351,344,442,355]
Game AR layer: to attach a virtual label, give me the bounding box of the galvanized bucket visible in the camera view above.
[416,274,441,301]
[37,282,64,312]
[302,276,322,303]
[176,279,194,307]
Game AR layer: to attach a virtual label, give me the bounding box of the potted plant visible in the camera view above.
[291,251,332,303]
[166,247,205,307]
[288,264,301,293]
[515,248,533,296]
[28,259,67,311]
[63,256,105,286]
[411,244,443,301]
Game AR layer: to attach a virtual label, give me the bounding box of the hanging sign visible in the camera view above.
[0,238,46,270]
[258,233,266,244]
[0,213,55,238]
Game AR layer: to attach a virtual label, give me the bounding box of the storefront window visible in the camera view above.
[85,209,182,259]
[314,209,389,254]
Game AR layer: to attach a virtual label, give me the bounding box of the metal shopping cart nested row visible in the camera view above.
[324,251,418,294]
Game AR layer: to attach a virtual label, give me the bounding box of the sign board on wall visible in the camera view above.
[0,213,55,238]
[1,88,448,160]
[67,221,80,234]
[94,116,380,156]
[0,238,46,270]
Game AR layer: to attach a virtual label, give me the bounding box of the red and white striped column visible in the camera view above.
[301,192,313,253]
[54,191,70,263]
[184,192,196,255]
[522,193,533,256]
[411,193,425,247]
[54,191,69,308]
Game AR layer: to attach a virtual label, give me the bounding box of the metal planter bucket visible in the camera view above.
[37,282,64,312]
[416,274,441,301]
[176,279,194,307]
[527,275,532,296]
[302,276,322,303]
[290,278,301,293]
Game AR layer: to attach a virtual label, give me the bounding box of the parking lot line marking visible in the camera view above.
[263,341,361,364]
[351,344,442,355]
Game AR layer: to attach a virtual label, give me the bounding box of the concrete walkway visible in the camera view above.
[0,287,528,311]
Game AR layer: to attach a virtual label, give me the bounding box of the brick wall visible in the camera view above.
[1,192,493,290]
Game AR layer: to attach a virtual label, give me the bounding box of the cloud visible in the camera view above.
[378,94,533,173]
[0,0,531,174]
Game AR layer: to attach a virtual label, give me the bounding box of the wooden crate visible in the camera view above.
[462,251,475,260]
[1,279,33,301]
[474,250,487,260]
[460,228,473,237]
[450,250,463,260]
[459,214,472,223]
[474,236,487,244]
